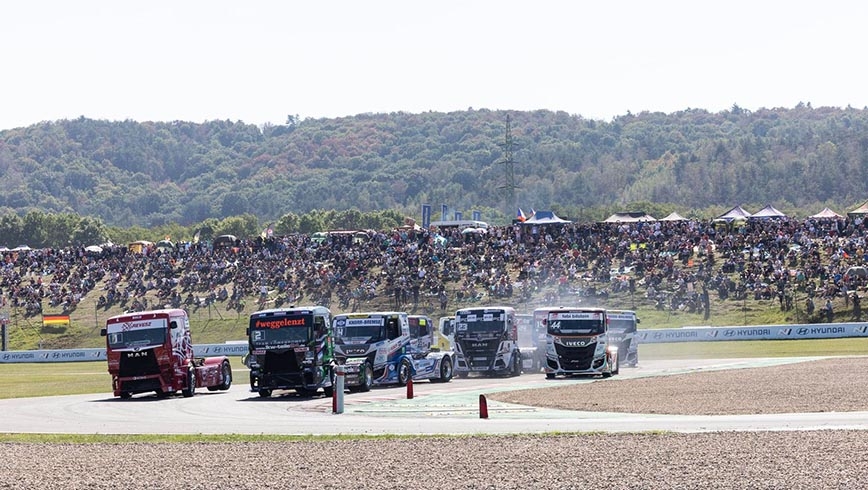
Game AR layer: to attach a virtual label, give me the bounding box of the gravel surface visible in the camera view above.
[2,357,868,489]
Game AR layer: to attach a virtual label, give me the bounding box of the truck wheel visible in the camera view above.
[436,356,453,382]
[511,353,522,377]
[182,369,196,397]
[545,373,556,380]
[359,363,373,392]
[258,389,272,398]
[119,392,132,399]
[397,359,412,386]
[219,361,232,390]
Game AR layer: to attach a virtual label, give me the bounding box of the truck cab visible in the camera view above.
[333,311,416,391]
[246,306,334,398]
[606,309,640,367]
[539,306,618,379]
[101,308,232,399]
[408,314,454,383]
[453,306,521,377]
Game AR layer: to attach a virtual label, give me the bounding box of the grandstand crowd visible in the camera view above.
[2,215,867,324]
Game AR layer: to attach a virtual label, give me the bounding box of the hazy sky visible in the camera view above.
[2,1,866,131]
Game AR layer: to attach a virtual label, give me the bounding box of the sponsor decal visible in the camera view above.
[254,317,307,329]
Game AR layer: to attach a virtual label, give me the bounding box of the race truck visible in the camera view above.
[453,306,522,377]
[516,313,544,373]
[606,309,640,367]
[245,306,335,398]
[538,306,618,379]
[408,314,454,382]
[436,315,456,352]
[333,311,416,391]
[100,308,232,399]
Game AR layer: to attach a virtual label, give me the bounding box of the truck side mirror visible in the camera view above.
[99,328,107,337]
[245,328,250,336]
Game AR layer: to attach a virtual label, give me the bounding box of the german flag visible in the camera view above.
[42,314,70,326]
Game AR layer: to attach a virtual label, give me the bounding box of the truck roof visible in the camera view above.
[106,308,186,323]
[250,306,331,317]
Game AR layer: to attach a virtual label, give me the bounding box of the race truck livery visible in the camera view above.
[539,306,618,379]
[101,308,232,399]
[453,306,522,377]
[606,309,640,367]
[408,314,454,382]
[333,311,416,391]
[436,315,456,352]
[516,313,544,372]
[245,306,335,398]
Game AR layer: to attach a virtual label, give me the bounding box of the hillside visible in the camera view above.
[2,105,868,231]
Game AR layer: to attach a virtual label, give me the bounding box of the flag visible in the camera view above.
[261,223,274,239]
[517,208,527,222]
[192,229,201,244]
[43,314,70,326]
[529,208,536,219]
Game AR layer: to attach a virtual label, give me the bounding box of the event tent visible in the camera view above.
[714,205,753,222]
[521,210,571,225]
[750,204,787,219]
[809,207,844,219]
[659,212,688,221]
[848,200,868,218]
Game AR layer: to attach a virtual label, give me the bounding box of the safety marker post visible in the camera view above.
[479,394,488,419]
[333,364,345,414]
[406,377,414,399]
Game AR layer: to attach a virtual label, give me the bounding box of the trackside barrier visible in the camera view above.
[5,323,868,363]
[638,322,868,344]
[0,342,249,364]
[479,394,488,419]
[406,377,414,399]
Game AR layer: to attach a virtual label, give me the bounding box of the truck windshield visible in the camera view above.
[608,318,636,333]
[249,315,312,347]
[546,312,606,335]
[408,318,428,338]
[336,318,386,344]
[107,327,166,349]
[455,313,506,336]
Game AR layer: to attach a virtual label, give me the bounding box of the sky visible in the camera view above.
[2,1,867,131]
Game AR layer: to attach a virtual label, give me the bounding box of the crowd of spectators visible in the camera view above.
[2,215,867,324]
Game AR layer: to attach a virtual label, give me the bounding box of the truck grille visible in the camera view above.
[554,343,596,371]
[118,349,159,377]
[262,351,302,374]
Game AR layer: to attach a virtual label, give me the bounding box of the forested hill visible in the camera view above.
[1,104,867,227]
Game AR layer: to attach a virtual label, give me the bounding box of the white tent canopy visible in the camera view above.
[809,207,844,219]
[522,210,571,225]
[659,212,688,221]
[750,204,787,219]
[602,212,656,223]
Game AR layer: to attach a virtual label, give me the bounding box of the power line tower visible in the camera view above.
[497,114,518,219]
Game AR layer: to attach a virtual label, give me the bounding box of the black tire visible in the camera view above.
[182,368,196,397]
[511,352,522,377]
[258,388,272,398]
[359,363,373,392]
[397,359,412,386]
[119,392,132,399]
[219,361,232,390]
[546,373,556,380]
[435,356,453,382]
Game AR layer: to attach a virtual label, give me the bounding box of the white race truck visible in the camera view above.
[606,309,640,367]
[538,306,618,379]
[453,306,522,377]
[408,314,454,382]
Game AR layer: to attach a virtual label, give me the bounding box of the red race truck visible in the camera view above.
[100,308,232,399]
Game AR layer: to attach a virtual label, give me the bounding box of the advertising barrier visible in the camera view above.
[4,323,868,362]
[0,343,249,364]
[637,322,868,343]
